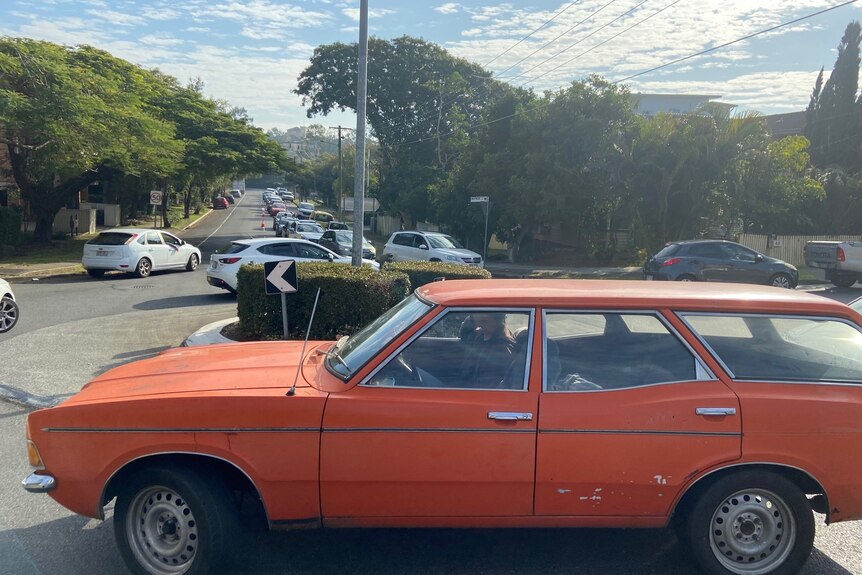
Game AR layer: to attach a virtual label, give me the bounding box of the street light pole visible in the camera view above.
[352,0,369,267]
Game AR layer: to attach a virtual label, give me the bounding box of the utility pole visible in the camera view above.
[352,0,369,267]
[337,126,343,220]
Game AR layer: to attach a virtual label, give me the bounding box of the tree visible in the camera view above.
[0,38,183,241]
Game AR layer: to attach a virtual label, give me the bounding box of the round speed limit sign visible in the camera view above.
[150,191,163,205]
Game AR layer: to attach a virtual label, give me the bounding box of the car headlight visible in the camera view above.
[445,255,460,262]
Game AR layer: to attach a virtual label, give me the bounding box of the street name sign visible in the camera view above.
[470,196,489,203]
[264,260,298,295]
[149,191,163,205]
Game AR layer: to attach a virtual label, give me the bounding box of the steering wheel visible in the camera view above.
[384,354,422,386]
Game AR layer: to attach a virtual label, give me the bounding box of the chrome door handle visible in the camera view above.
[696,407,737,416]
[488,411,533,421]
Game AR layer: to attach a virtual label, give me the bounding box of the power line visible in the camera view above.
[395,0,858,149]
[482,1,582,68]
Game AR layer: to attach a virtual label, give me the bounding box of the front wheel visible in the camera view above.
[135,258,152,278]
[0,296,19,333]
[114,467,239,575]
[769,273,794,289]
[186,254,199,272]
[684,471,814,575]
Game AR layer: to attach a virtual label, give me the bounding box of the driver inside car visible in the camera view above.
[457,313,515,388]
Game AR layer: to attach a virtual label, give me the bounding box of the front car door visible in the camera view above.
[144,231,169,269]
[320,308,538,519]
[535,309,741,519]
[720,243,764,284]
[159,232,186,268]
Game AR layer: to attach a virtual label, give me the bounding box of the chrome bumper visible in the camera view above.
[22,472,56,493]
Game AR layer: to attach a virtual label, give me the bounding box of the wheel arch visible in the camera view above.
[673,462,830,524]
[100,452,269,525]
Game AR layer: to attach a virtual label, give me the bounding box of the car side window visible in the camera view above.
[721,244,756,262]
[681,313,862,383]
[392,233,411,247]
[161,233,181,247]
[544,312,700,392]
[365,310,533,390]
[258,243,295,257]
[688,243,722,258]
[295,244,329,259]
[146,232,163,245]
[322,231,334,241]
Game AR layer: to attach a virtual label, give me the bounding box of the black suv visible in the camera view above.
[643,240,798,288]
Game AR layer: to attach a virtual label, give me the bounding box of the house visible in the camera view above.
[763,111,806,139]
[630,93,736,117]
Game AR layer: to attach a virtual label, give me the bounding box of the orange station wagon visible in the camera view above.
[22,280,862,575]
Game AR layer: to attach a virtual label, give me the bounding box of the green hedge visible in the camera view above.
[236,262,410,340]
[0,207,22,247]
[383,260,491,289]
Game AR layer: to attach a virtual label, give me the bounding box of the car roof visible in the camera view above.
[94,228,170,235]
[416,279,849,316]
[232,238,318,247]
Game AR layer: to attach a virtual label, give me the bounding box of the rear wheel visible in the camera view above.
[135,258,152,278]
[831,272,857,288]
[685,471,814,575]
[87,269,106,278]
[0,296,18,333]
[768,273,794,289]
[186,254,199,272]
[114,467,239,575]
[676,274,697,282]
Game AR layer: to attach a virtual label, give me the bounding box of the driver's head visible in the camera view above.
[473,313,505,336]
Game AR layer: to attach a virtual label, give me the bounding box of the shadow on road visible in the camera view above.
[132,292,234,311]
[94,346,173,376]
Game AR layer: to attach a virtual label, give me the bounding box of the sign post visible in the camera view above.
[150,191,163,229]
[470,196,490,264]
[264,260,299,339]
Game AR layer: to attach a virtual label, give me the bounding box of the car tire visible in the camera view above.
[684,470,814,575]
[831,273,857,288]
[186,254,200,272]
[676,274,697,282]
[430,258,442,262]
[135,258,152,278]
[0,296,19,333]
[87,269,106,278]
[113,466,240,575]
[768,273,794,289]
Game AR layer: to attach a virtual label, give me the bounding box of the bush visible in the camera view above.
[0,207,23,248]
[236,262,410,340]
[383,260,491,289]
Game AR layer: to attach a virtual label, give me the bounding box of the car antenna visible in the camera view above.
[287,287,322,397]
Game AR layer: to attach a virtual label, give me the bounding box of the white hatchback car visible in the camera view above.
[382,231,483,266]
[0,278,18,333]
[82,229,202,279]
[207,238,380,293]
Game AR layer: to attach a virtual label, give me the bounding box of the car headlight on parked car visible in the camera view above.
[445,255,460,262]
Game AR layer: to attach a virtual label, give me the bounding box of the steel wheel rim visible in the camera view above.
[126,486,198,575]
[0,298,17,332]
[772,276,791,289]
[189,255,199,270]
[139,259,151,276]
[709,488,796,575]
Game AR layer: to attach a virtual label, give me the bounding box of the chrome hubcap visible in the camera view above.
[709,488,795,574]
[126,486,198,574]
[0,299,17,332]
[773,277,790,289]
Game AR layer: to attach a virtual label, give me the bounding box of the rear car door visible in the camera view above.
[688,242,727,282]
[535,309,741,518]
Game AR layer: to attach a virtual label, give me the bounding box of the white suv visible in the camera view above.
[382,231,483,266]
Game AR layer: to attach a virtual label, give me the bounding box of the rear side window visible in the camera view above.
[681,314,862,383]
[220,244,250,255]
[687,243,723,258]
[392,234,412,247]
[655,244,680,258]
[87,233,133,246]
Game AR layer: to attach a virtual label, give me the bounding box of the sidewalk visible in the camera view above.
[485,261,642,279]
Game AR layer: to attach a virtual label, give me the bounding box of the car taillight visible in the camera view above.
[124,234,139,244]
[219,257,242,264]
[661,258,681,266]
[838,247,846,262]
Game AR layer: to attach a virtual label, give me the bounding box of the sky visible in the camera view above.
[2,0,862,132]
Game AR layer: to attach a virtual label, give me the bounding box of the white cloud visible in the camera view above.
[142,7,181,21]
[184,26,211,33]
[139,34,184,47]
[85,9,146,26]
[342,7,395,21]
[435,3,461,15]
[193,0,333,29]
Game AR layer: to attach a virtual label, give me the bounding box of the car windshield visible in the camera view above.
[87,232,134,246]
[426,234,464,249]
[298,223,324,233]
[299,203,314,210]
[326,294,433,380]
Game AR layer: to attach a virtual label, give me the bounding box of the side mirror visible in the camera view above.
[419,244,429,250]
[754,254,764,263]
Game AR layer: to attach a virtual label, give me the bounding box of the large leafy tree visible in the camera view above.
[0,38,182,241]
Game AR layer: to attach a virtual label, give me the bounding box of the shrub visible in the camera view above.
[236,262,410,340]
[383,260,491,289]
[0,207,23,248]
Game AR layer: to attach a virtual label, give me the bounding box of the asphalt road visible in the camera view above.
[0,191,861,574]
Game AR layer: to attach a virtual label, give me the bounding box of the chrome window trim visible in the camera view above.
[541,308,716,393]
[677,311,862,384]
[359,307,536,392]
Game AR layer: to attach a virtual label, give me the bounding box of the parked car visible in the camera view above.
[328,221,351,231]
[223,194,235,205]
[0,278,18,333]
[313,210,335,224]
[273,211,298,234]
[212,196,229,209]
[267,202,287,216]
[206,238,379,292]
[22,280,862,575]
[82,229,202,279]
[318,229,376,260]
[643,240,798,288]
[382,231,483,266]
[804,239,862,288]
[297,202,315,219]
[288,221,326,242]
[230,189,242,198]
[279,190,295,202]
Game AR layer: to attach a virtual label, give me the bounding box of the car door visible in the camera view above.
[688,242,727,282]
[293,242,333,262]
[319,231,337,253]
[388,232,410,261]
[321,308,538,518]
[721,243,766,284]
[535,309,741,518]
[143,231,170,269]
[255,242,297,264]
[159,232,186,269]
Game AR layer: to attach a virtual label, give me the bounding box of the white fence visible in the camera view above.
[372,215,440,237]
[737,233,861,266]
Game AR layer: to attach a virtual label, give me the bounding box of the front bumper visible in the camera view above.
[22,472,56,493]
